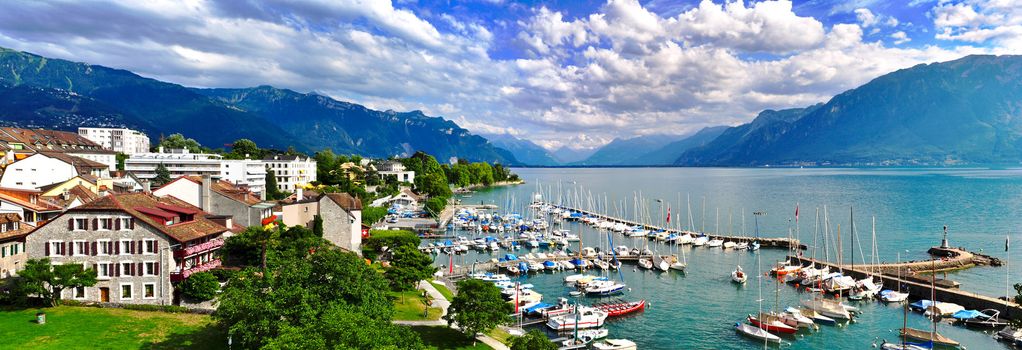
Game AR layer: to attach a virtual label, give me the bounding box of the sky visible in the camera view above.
[0,0,1020,151]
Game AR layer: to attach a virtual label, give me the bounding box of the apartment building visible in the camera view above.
[0,127,117,170]
[219,159,267,193]
[78,127,151,155]
[125,148,222,181]
[262,155,316,194]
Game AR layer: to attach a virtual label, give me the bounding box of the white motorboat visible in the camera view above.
[735,242,749,250]
[731,265,748,284]
[723,241,737,249]
[735,322,781,344]
[637,258,653,270]
[676,234,694,245]
[547,308,608,331]
[594,259,610,270]
[584,280,626,296]
[592,339,637,350]
[707,238,724,247]
[880,290,909,303]
[692,236,709,246]
[560,328,609,347]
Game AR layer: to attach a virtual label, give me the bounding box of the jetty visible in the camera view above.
[540,202,805,250]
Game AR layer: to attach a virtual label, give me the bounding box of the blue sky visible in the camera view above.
[0,0,1018,150]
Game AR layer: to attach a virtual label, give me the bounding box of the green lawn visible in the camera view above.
[430,281,455,301]
[392,291,442,321]
[0,306,224,349]
[486,327,513,345]
[408,326,492,350]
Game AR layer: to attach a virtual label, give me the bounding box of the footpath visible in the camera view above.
[392,280,510,350]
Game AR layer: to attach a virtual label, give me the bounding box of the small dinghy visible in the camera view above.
[731,265,748,284]
[592,339,637,350]
[637,258,653,270]
[560,328,609,347]
[594,299,646,317]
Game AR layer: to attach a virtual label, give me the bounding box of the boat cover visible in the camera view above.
[952,310,984,320]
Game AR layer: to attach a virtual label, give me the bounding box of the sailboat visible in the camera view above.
[736,234,784,345]
[881,304,932,350]
[882,252,910,303]
[898,256,960,348]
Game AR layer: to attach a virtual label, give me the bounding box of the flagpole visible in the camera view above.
[1007,234,1011,315]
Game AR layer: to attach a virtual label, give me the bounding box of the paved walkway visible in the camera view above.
[392,280,509,350]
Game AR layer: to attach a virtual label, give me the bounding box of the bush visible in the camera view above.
[509,330,558,350]
[425,197,447,218]
[210,268,237,282]
[121,303,190,313]
[365,230,420,252]
[179,272,219,301]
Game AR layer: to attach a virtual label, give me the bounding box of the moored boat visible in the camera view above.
[735,322,781,344]
[592,339,637,350]
[547,308,608,331]
[731,265,747,284]
[748,313,798,335]
[900,327,959,348]
[594,299,646,317]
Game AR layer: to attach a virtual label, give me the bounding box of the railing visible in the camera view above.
[174,238,224,258]
[170,259,221,282]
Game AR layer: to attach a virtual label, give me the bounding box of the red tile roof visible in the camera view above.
[175,176,264,206]
[0,127,110,154]
[0,188,64,212]
[323,193,363,211]
[74,193,229,243]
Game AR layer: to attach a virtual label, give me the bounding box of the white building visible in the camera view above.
[0,153,109,190]
[220,159,267,193]
[377,161,415,183]
[262,155,316,194]
[78,127,151,155]
[125,148,222,181]
[0,127,117,170]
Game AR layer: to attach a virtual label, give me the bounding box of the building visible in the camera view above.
[78,127,151,155]
[25,193,233,305]
[369,188,422,208]
[219,159,267,193]
[280,192,362,253]
[377,161,415,183]
[262,155,316,194]
[0,127,117,170]
[125,148,222,182]
[0,152,109,190]
[0,188,67,225]
[154,176,273,228]
[0,213,32,278]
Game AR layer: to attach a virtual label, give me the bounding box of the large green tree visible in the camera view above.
[509,330,558,350]
[179,271,219,301]
[17,258,97,306]
[265,168,285,200]
[414,173,452,198]
[385,245,437,291]
[227,138,261,159]
[444,279,512,345]
[153,163,172,186]
[158,133,205,153]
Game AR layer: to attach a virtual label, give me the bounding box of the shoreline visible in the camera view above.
[453,180,525,192]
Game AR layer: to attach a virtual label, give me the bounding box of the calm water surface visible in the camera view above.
[436,168,1022,349]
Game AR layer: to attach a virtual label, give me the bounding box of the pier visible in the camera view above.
[540,202,806,250]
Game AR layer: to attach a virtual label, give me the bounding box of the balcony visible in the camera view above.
[174,238,224,258]
[170,258,221,282]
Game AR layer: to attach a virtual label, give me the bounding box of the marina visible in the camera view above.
[424,167,1022,349]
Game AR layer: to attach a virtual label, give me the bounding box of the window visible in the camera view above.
[143,283,155,299]
[74,218,88,230]
[97,262,112,279]
[100,218,113,230]
[97,239,110,255]
[121,262,133,276]
[120,240,132,255]
[120,218,131,230]
[144,239,157,254]
[48,241,62,256]
[120,283,133,300]
[74,241,87,256]
[144,261,156,276]
[73,286,86,300]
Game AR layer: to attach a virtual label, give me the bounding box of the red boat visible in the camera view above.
[594,299,646,317]
[748,314,797,335]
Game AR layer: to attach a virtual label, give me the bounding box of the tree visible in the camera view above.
[414,173,451,198]
[444,279,512,345]
[362,206,388,226]
[17,258,97,306]
[312,215,324,237]
[314,149,343,185]
[265,168,284,200]
[159,133,205,153]
[364,230,421,253]
[115,153,128,171]
[180,271,219,301]
[154,163,172,186]
[509,330,558,350]
[425,197,447,218]
[227,139,261,159]
[215,248,423,349]
[385,245,437,291]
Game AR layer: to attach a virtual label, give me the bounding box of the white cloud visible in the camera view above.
[891,31,911,44]
[932,0,1022,50]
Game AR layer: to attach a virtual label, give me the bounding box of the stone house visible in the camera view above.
[25,193,232,305]
[0,213,32,278]
[280,192,363,254]
[153,175,273,228]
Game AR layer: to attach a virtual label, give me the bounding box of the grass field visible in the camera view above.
[429,281,455,301]
[392,290,442,321]
[408,326,492,350]
[0,306,223,350]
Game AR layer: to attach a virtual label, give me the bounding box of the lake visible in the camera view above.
[435,167,1022,349]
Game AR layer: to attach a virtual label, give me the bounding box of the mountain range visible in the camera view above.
[0,47,516,164]
[2,46,1022,167]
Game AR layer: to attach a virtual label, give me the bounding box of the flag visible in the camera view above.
[667,206,671,223]
[1007,235,1011,252]
[795,204,799,223]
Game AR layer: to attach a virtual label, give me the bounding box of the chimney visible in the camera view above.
[201,174,212,211]
[142,180,151,193]
[157,146,164,153]
[260,187,266,201]
[295,187,303,201]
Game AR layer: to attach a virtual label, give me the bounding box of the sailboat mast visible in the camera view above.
[850,207,855,270]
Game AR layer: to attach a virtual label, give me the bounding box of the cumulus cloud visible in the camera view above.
[0,0,1009,151]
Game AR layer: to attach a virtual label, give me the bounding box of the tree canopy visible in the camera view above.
[158,133,206,153]
[385,245,437,291]
[444,279,512,344]
[16,258,97,306]
[509,330,558,350]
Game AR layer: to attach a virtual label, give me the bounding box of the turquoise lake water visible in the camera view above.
[435,167,1022,349]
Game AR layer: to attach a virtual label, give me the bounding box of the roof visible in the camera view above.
[74,193,229,242]
[262,154,309,161]
[175,176,265,206]
[0,127,109,153]
[0,188,64,212]
[37,176,98,193]
[322,192,363,211]
[0,216,35,241]
[38,151,108,173]
[42,185,101,208]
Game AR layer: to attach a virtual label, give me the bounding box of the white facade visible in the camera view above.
[68,151,117,171]
[220,159,267,193]
[0,153,79,190]
[262,155,316,194]
[125,148,222,181]
[78,127,151,155]
[377,161,415,183]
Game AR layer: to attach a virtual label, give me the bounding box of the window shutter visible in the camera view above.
[61,242,66,255]
[91,218,98,230]
[115,219,120,231]
[82,242,88,256]
[114,263,120,277]
[137,262,143,275]
[91,242,98,256]
[114,241,119,255]
[155,262,160,275]
[93,263,98,272]
[68,218,74,230]
[137,240,143,254]
[129,218,135,229]
[45,243,50,256]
